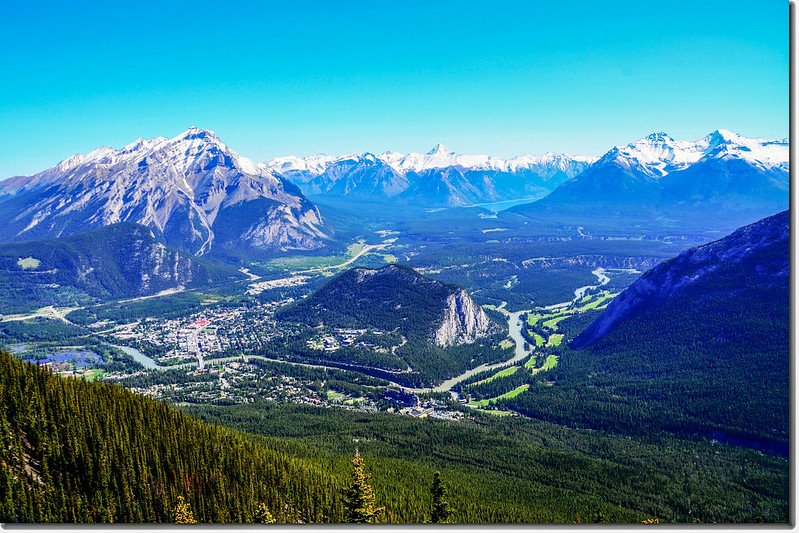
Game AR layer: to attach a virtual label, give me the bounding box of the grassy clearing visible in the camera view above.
[326,390,345,402]
[541,355,559,371]
[476,365,520,385]
[382,254,398,264]
[526,313,543,326]
[17,257,41,270]
[346,242,366,257]
[576,291,618,311]
[547,333,564,347]
[499,339,514,349]
[343,397,365,406]
[543,315,570,331]
[469,384,531,407]
[61,368,105,382]
[529,331,545,347]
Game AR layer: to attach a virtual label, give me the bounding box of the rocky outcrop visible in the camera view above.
[434,289,494,347]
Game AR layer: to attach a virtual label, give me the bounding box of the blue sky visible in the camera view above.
[0,0,788,177]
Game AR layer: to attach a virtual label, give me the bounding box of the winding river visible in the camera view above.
[112,269,613,395]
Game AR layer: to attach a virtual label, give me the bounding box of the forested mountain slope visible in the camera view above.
[0,223,242,313]
[503,212,789,451]
[0,351,341,523]
[0,351,788,524]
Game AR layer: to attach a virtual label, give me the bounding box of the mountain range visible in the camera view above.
[507,130,788,225]
[0,128,329,257]
[0,128,787,259]
[0,223,241,313]
[267,145,595,206]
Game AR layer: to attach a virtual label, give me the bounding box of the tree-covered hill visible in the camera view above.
[277,264,480,340]
[0,351,788,523]
[503,211,789,451]
[275,264,505,387]
[0,350,342,523]
[0,223,242,313]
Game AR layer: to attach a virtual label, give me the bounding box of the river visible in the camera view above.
[110,270,610,394]
[108,343,162,370]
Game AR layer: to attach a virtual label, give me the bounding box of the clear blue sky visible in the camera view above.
[0,0,788,177]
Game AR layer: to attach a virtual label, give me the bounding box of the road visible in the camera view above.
[295,243,387,274]
[0,305,80,324]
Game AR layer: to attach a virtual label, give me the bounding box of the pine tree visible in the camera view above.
[430,471,450,524]
[174,495,196,524]
[256,502,276,524]
[342,450,382,524]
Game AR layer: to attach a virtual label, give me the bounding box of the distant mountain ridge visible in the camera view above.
[0,128,329,257]
[267,146,595,206]
[508,130,788,224]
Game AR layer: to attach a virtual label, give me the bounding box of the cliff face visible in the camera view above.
[434,289,493,347]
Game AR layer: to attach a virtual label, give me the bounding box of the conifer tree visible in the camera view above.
[256,502,276,524]
[343,450,382,524]
[174,495,196,524]
[430,471,450,524]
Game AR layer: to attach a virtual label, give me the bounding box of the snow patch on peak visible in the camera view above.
[427,143,454,156]
[599,129,788,177]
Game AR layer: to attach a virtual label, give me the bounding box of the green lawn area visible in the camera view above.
[326,390,345,402]
[343,397,365,406]
[541,355,559,371]
[543,314,571,331]
[576,291,618,311]
[475,365,520,386]
[546,333,564,347]
[65,368,105,382]
[499,339,514,349]
[526,313,543,326]
[524,355,537,369]
[529,331,545,347]
[346,242,366,257]
[382,254,398,264]
[469,384,531,408]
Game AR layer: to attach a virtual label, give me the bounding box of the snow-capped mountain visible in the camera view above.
[597,129,788,178]
[265,146,595,206]
[509,129,788,224]
[0,127,329,256]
